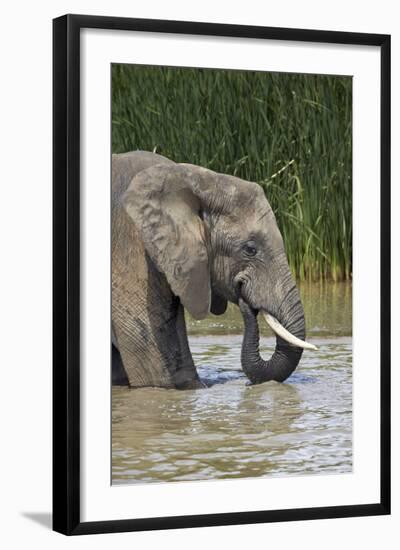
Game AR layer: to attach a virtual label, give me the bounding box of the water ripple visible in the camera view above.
[112,335,352,484]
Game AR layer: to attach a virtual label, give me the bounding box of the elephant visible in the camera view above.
[112,150,316,389]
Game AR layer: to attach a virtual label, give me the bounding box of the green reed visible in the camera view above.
[112,65,352,281]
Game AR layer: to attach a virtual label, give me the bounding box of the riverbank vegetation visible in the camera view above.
[112,65,352,281]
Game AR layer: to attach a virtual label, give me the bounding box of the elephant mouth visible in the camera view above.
[235,278,317,352]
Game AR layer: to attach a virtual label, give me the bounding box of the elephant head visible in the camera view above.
[123,159,315,385]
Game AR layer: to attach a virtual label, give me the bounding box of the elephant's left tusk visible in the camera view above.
[262,312,318,351]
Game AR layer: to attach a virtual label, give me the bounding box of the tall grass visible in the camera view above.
[112,65,352,281]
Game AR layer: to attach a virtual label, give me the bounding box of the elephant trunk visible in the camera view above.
[239,294,306,384]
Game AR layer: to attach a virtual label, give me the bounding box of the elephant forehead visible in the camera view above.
[224,197,275,227]
[181,164,262,200]
[220,175,264,203]
[230,184,275,224]
[218,203,283,250]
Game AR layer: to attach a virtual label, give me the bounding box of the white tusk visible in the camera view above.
[262,312,318,351]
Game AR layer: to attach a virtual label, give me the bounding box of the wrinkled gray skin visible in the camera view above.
[112,151,305,389]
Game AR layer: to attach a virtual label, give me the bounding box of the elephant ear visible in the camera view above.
[123,163,211,320]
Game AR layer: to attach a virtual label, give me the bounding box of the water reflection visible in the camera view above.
[113,379,303,482]
[187,282,352,336]
[113,328,352,484]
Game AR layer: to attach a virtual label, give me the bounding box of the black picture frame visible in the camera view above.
[53,14,391,536]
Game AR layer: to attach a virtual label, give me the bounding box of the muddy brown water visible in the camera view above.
[112,283,352,484]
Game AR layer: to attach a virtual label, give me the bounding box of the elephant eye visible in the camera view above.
[243,242,257,257]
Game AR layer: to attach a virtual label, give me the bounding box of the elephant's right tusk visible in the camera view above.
[262,312,318,351]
